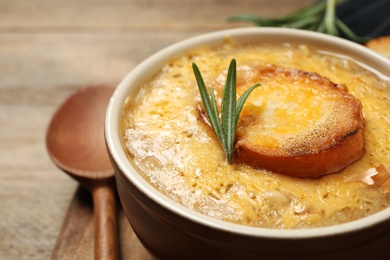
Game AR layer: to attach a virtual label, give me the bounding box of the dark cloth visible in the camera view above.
[337,0,390,38]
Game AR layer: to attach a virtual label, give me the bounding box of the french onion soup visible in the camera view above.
[120,41,390,229]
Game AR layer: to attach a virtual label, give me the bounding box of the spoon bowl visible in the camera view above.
[46,85,118,260]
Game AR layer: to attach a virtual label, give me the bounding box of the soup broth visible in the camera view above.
[121,41,390,229]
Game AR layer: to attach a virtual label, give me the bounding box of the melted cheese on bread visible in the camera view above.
[234,64,365,177]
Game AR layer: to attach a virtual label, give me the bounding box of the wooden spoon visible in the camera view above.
[46,85,118,260]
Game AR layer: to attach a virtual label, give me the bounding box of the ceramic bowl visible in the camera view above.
[105,28,390,259]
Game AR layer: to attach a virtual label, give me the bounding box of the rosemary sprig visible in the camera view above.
[192,59,260,164]
[228,0,370,43]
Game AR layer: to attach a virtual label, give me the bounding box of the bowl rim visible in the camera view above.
[105,27,390,239]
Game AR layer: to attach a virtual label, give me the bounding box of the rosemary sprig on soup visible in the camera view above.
[192,59,260,164]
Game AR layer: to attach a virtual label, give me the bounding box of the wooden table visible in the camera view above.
[0,1,316,259]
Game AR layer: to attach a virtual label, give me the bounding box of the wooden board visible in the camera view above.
[51,186,155,259]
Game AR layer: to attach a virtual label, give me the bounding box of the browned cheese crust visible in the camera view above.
[200,64,365,178]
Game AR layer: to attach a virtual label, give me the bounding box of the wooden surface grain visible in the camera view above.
[0,1,315,259]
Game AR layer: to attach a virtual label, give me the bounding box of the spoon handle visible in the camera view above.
[92,182,119,260]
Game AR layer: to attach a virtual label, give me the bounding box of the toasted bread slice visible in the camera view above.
[199,64,365,178]
[366,36,390,58]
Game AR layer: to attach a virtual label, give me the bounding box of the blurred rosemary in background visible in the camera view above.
[229,0,371,43]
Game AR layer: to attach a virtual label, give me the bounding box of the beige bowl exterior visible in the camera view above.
[105,28,390,259]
